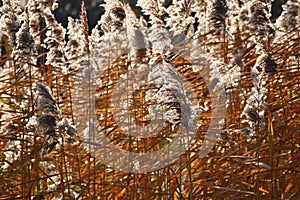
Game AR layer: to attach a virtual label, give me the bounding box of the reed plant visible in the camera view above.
[0,0,299,199]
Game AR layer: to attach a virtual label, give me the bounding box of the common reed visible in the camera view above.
[0,0,299,199]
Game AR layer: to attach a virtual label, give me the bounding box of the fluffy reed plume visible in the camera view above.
[137,0,171,54]
[65,1,89,72]
[0,122,22,170]
[276,0,300,31]
[0,0,22,46]
[26,0,57,46]
[35,82,60,157]
[166,0,195,35]
[12,19,37,79]
[26,0,41,45]
[124,4,147,62]
[210,0,228,35]
[43,7,66,70]
[35,82,77,157]
[65,17,82,71]
[238,1,251,32]
[79,1,89,49]
[100,0,125,34]
[90,0,126,63]
[136,0,166,25]
[241,54,268,133]
[240,0,277,135]
[249,0,271,52]
[13,20,35,61]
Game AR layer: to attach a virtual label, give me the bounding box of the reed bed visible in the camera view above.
[0,0,299,199]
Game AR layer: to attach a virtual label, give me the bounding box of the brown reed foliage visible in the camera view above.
[0,0,299,199]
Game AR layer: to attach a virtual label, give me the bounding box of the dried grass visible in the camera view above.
[0,0,299,199]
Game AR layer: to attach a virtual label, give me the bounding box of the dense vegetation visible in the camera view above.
[0,0,299,199]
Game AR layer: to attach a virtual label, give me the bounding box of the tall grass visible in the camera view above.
[0,0,299,199]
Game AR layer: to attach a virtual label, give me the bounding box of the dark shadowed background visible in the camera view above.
[53,0,284,31]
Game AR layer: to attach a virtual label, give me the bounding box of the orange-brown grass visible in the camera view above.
[0,5,300,200]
